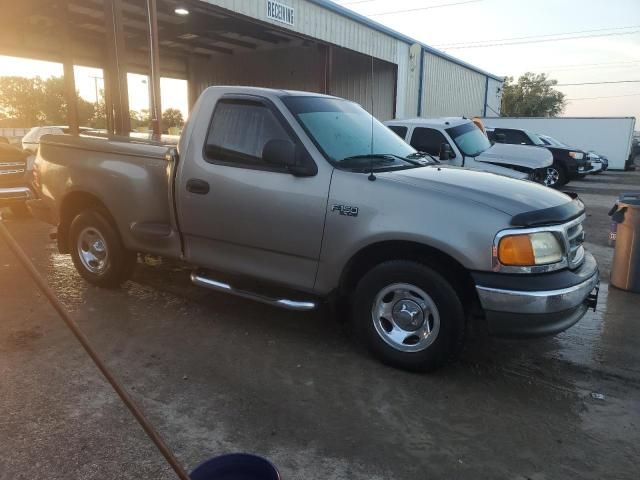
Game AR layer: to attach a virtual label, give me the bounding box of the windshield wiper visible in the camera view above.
[406,151,439,164]
[340,153,428,167]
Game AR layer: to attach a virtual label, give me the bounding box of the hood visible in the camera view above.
[382,165,572,216]
[475,143,552,169]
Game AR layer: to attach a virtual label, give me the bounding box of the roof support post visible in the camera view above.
[417,48,425,117]
[146,0,162,137]
[61,1,79,135]
[483,76,489,117]
[104,0,131,135]
[321,44,333,95]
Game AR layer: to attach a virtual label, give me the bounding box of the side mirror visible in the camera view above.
[495,133,506,143]
[262,139,316,177]
[439,143,453,161]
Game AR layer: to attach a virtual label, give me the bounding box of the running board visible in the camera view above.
[190,271,318,311]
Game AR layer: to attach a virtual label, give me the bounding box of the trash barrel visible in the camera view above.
[608,193,640,247]
[190,453,280,480]
[610,196,640,293]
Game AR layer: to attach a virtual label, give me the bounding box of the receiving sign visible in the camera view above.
[266,0,295,26]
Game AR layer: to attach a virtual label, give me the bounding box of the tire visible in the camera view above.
[10,203,30,217]
[351,260,465,372]
[68,209,136,288]
[544,162,567,188]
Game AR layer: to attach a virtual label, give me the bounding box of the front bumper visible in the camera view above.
[473,252,599,337]
[0,186,34,205]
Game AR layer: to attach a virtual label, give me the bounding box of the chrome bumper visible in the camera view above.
[476,273,600,315]
[0,186,34,202]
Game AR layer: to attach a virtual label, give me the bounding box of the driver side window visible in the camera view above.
[204,99,294,170]
[410,127,452,157]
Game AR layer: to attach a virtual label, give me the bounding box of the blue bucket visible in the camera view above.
[190,454,280,480]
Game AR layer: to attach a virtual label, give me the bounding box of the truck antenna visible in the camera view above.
[368,50,376,181]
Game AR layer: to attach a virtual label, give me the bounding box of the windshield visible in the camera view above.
[526,131,546,146]
[541,135,570,148]
[446,122,491,156]
[282,96,421,169]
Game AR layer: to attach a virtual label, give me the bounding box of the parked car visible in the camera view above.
[587,151,608,174]
[538,134,602,175]
[0,143,35,216]
[384,118,552,184]
[480,116,636,170]
[22,126,91,154]
[486,127,592,188]
[29,87,599,372]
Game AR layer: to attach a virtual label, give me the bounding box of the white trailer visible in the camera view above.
[480,117,636,170]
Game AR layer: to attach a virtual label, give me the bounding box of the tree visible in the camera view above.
[130,109,150,130]
[501,73,566,117]
[0,75,95,127]
[162,108,184,132]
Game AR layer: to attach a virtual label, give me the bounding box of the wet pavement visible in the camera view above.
[1,170,640,480]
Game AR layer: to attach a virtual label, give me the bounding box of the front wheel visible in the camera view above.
[544,162,568,188]
[69,209,136,288]
[351,260,465,372]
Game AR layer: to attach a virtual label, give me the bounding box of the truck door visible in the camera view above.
[177,95,330,291]
[409,127,461,166]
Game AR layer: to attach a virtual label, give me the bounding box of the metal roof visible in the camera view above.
[307,0,504,82]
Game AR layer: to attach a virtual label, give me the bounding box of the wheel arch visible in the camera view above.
[338,240,480,314]
[58,191,114,253]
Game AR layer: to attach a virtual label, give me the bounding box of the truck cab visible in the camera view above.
[385,118,552,184]
[29,87,600,372]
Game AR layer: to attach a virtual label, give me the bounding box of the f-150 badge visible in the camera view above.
[332,205,359,217]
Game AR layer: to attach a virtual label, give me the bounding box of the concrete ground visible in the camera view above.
[1,169,639,480]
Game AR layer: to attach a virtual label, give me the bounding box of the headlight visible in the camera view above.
[568,151,584,160]
[498,232,563,266]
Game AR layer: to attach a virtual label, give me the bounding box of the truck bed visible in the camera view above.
[36,133,183,259]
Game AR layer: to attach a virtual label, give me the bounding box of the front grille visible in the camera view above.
[566,219,586,268]
[0,161,26,182]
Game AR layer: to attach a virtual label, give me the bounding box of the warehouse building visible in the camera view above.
[0,0,503,134]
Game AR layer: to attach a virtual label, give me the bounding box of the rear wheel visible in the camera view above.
[544,162,567,188]
[69,209,136,288]
[351,260,465,372]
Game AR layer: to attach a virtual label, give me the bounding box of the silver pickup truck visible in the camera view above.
[29,86,599,371]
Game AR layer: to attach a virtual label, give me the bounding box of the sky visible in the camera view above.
[0,0,638,122]
[333,0,640,120]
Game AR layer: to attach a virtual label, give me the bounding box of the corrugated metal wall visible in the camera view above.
[421,51,486,117]
[190,45,396,121]
[485,77,503,117]
[330,48,396,121]
[195,45,324,92]
[201,0,398,64]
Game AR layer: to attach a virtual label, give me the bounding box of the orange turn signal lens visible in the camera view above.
[498,235,535,266]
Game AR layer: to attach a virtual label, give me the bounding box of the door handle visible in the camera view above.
[186,179,210,195]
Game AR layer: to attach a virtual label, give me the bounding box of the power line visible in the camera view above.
[367,0,483,17]
[442,30,640,49]
[434,25,640,47]
[340,0,382,5]
[555,80,640,86]
[566,93,640,101]
[534,60,640,70]
[543,62,640,72]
